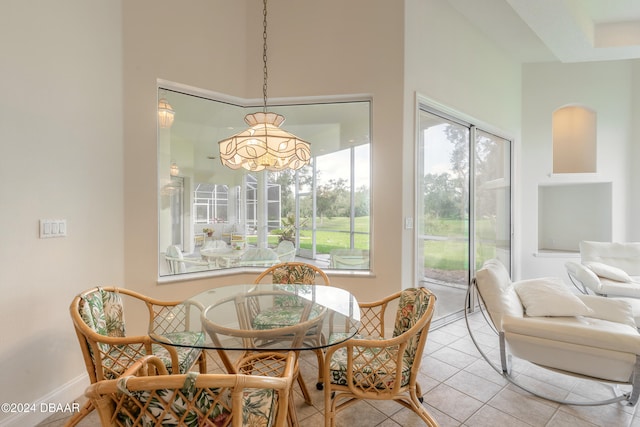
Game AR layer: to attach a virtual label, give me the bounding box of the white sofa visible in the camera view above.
[565,241,640,298]
[474,259,640,405]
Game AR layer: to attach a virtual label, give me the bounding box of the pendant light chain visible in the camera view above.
[262,0,268,114]
[217,0,311,171]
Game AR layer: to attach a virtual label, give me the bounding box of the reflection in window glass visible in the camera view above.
[474,130,511,268]
[158,87,371,276]
[194,184,228,223]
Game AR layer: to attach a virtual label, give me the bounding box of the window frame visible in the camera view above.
[157,80,373,282]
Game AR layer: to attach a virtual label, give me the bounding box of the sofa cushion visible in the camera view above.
[584,261,633,283]
[502,314,640,355]
[513,277,594,317]
[581,295,638,328]
[580,241,640,276]
[596,277,640,298]
[502,318,639,383]
[475,259,523,330]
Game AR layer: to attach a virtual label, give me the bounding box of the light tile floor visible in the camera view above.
[40,312,640,426]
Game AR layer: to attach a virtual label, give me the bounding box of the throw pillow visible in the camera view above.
[513,277,594,317]
[584,261,632,283]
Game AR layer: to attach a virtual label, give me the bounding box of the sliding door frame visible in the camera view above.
[415,95,514,322]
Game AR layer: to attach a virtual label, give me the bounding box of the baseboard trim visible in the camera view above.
[0,373,88,427]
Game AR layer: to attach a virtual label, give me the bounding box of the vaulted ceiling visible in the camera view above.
[448,0,640,63]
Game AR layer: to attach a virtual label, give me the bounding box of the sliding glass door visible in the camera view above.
[474,130,512,270]
[417,106,511,324]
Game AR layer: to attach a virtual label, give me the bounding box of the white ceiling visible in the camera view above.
[447,0,640,63]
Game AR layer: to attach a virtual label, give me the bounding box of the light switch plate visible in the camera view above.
[40,219,67,238]
[404,217,414,230]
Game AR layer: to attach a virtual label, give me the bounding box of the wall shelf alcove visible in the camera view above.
[537,105,606,254]
[538,182,612,252]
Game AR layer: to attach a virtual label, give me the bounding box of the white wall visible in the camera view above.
[632,60,640,241]
[122,0,406,317]
[121,0,248,325]
[405,0,522,134]
[521,61,634,280]
[0,1,123,425]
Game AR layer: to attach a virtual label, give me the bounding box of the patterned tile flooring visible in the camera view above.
[40,312,640,426]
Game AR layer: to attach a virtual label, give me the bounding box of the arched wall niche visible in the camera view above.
[552,105,596,174]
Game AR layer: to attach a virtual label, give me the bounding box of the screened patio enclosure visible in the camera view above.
[193,178,281,238]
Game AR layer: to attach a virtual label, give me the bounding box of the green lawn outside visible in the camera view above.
[247,216,370,254]
[314,216,370,233]
[302,216,370,253]
[421,218,499,270]
[246,216,499,270]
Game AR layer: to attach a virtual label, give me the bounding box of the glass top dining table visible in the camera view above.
[150,283,361,355]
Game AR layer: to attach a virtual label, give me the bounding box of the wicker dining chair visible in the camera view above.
[67,286,207,426]
[86,351,295,427]
[253,262,330,391]
[323,287,440,427]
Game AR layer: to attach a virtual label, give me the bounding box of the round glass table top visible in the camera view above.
[150,283,360,352]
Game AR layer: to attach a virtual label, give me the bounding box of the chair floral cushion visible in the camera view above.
[272,264,317,285]
[79,288,204,378]
[252,264,320,328]
[100,333,205,379]
[253,306,308,329]
[115,372,277,427]
[151,331,206,374]
[327,333,411,389]
[79,288,126,339]
[328,345,412,389]
[327,289,431,389]
[272,264,317,307]
[393,288,431,363]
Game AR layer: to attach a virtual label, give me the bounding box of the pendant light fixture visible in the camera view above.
[218,0,311,172]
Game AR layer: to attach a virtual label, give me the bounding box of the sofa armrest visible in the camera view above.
[502,314,640,354]
[565,261,602,294]
[577,295,637,329]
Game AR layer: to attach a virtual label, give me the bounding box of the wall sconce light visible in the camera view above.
[158,95,175,129]
[170,162,179,176]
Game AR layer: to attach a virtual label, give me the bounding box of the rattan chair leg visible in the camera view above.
[63,400,93,427]
[287,393,299,427]
[198,350,208,373]
[314,348,324,390]
[296,366,312,405]
[408,389,440,427]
